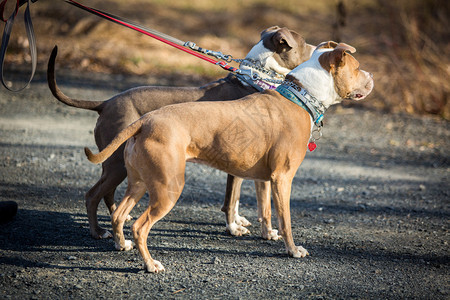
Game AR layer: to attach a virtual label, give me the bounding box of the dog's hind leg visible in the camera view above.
[133,176,183,273]
[103,189,117,215]
[111,174,146,252]
[132,147,186,273]
[222,175,251,236]
[85,158,127,239]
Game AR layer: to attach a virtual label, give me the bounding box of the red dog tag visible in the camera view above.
[308,142,317,152]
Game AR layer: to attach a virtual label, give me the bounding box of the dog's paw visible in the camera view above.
[91,228,113,240]
[144,259,165,273]
[226,222,250,236]
[100,230,113,239]
[288,246,309,258]
[235,215,251,227]
[263,229,282,241]
[115,239,134,251]
[125,215,133,222]
[124,239,134,251]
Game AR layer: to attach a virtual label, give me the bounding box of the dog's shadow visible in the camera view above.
[0,208,111,253]
[0,206,282,273]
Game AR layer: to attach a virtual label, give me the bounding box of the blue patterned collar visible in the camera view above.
[276,83,326,126]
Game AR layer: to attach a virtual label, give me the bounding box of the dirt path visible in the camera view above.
[0,71,449,299]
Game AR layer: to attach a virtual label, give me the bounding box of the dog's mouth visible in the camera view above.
[348,72,374,101]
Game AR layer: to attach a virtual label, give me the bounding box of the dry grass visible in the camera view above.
[3,0,449,118]
[355,0,450,118]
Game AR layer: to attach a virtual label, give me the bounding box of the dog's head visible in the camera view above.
[317,41,374,101]
[244,26,315,76]
[287,41,374,107]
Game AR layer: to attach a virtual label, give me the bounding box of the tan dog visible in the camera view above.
[48,26,314,239]
[85,42,374,273]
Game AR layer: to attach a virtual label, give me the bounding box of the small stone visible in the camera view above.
[357,204,367,211]
[67,256,77,261]
[438,288,448,295]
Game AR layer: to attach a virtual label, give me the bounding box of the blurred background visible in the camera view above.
[3,0,450,118]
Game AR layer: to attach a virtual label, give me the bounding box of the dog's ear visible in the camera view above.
[270,28,299,53]
[260,26,281,38]
[335,42,356,54]
[316,41,338,50]
[330,43,356,67]
[274,28,298,51]
[262,27,298,53]
[318,46,353,71]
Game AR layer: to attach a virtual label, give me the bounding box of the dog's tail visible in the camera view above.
[47,46,105,112]
[84,117,145,164]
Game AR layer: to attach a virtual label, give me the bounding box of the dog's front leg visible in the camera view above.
[255,181,281,240]
[270,176,309,258]
[222,175,250,236]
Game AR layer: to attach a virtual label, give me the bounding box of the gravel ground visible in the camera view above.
[0,71,449,299]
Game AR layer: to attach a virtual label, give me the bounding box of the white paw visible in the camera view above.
[144,259,165,273]
[124,239,134,251]
[263,229,282,241]
[289,246,309,258]
[100,230,113,239]
[235,215,251,227]
[115,239,134,251]
[125,215,133,222]
[226,222,250,236]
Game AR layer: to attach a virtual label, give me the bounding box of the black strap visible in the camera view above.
[0,0,37,91]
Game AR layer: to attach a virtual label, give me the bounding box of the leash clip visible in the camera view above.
[184,41,196,49]
[216,61,228,68]
[208,50,232,62]
[185,41,233,62]
[311,126,322,141]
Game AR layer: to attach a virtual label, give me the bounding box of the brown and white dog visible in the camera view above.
[48,26,314,239]
[85,42,374,273]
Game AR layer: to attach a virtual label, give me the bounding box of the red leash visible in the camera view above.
[0,0,240,91]
[65,0,239,73]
